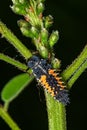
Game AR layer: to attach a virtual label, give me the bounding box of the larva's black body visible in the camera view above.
[28,56,69,105]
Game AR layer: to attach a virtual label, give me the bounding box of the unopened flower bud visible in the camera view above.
[19,0,25,4]
[17,20,29,27]
[20,27,33,38]
[30,26,39,38]
[17,20,34,38]
[49,31,59,48]
[11,0,19,4]
[36,2,44,15]
[38,44,49,58]
[11,5,26,15]
[37,0,45,2]
[44,15,53,28]
[41,28,48,45]
[51,58,61,69]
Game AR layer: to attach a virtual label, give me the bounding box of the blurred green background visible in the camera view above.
[0,0,87,130]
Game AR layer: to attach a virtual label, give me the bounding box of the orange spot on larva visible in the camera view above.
[40,75,55,97]
[48,69,54,74]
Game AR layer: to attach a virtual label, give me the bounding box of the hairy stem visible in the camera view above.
[0,106,21,130]
[62,45,87,88]
[45,45,87,130]
[67,57,87,87]
[0,53,27,71]
[0,21,32,60]
[45,92,66,130]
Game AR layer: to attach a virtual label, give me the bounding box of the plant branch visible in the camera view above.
[62,45,87,88]
[0,21,32,60]
[0,53,27,71]
[45,91,66,130]
[0,106,21,130]
[1,1,87,130]
[67,57,87,87]
[45,44,87,130]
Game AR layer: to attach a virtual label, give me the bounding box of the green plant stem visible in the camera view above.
[67,57,87,87]
[62,45,87,80]
[45,45,87,130]
[0,21,32,60]
[0,106,21,130]
[45,91,66,130]
[0,53,28,71]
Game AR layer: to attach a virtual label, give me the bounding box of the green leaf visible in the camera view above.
[1,73,34,103]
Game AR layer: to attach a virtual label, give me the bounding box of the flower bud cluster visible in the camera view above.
[11,0,60,67]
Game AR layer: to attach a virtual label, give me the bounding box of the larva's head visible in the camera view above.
[27,56,40,68]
